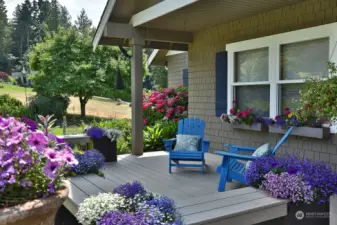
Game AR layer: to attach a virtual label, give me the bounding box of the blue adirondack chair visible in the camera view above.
[163,118,210,174]
[215,126,294,192]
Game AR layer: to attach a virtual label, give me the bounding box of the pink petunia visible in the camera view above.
[43,161,61,179]
[27,131,48,153]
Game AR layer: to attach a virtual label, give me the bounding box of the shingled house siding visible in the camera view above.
[167,52,188,88]
[188,0,337,169]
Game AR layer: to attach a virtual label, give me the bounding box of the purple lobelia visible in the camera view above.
[261,171,314,203]
[113,181,147,198]
[246,155,337,204]
[0,116,77,208]
[72,149,105,175]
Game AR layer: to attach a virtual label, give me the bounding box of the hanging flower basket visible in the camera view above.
[269,126,330,139]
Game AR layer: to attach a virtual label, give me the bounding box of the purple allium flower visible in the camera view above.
[43,161,61,179]
[87,126,104,139]
[113,181,146,198]
[72,149,105,175]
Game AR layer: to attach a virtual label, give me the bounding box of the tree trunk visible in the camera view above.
[79,96,88,118]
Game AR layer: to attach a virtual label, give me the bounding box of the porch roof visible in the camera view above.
[93,0,305,50]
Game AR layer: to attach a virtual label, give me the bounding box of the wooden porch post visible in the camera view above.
[131,38,144,155]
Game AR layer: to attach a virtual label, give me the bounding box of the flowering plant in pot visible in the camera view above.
[86,126,122,162]
[246,155,337,225]
[76,181,183,225]
[0,115,77,225]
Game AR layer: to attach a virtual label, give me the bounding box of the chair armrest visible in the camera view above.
[163,138,176,152]
[202,139,210,153]
[224,144,256,152]
[215,150,258,161]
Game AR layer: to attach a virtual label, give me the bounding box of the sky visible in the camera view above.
[4,0,108,26]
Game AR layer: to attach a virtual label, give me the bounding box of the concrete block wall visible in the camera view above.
[167,52,188,88]
[188,0,337,169]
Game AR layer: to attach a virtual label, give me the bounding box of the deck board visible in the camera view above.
[65,151,288,225]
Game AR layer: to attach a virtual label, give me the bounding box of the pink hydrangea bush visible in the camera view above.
[143,85,188,126]
[0,116,77,208]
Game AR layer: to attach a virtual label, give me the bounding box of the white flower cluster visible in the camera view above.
[104,128,122,142]
[76,193,127,225]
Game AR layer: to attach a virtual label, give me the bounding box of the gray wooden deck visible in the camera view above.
[64,151,288,225]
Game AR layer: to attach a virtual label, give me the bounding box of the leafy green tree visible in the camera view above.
[29,28,121,117]
[75,9,92,32]
[151,66,168,88]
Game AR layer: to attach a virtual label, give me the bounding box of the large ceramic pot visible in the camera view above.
[0,186,69,225]
[93,137,117,162]
[285,202,329,225]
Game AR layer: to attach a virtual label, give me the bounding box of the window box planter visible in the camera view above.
[92,137,117,162]
[269,126,330,139]
[285,202,329,225]
[231,123,268,132]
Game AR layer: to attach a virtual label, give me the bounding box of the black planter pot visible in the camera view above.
[92,137,117,162]
[285,202,329,225]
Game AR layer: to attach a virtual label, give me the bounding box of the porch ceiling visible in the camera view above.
[138,0,306,32]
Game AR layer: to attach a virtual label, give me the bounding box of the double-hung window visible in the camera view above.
[226,23,337,118]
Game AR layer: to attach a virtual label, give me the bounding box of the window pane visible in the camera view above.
[280,38,329,80]
[235,48,269,82]
[235,85,270,117]
[279,83,305,113]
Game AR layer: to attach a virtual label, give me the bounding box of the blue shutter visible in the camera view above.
[183,69,188,87]
[215,51,228,117]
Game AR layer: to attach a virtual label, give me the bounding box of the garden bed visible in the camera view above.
[232,123,268,132]
[269,126,330,139]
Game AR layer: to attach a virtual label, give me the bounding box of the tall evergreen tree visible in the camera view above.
[59,6,71,28]
[46,0,60,32]
[0,0,8,54]
[75,9,92,32]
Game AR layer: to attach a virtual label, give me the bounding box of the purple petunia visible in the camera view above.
[0,116,77,208]
[43,161,61,179]
[22,117,37,131]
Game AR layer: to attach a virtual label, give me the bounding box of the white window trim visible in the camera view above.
[226,22,337,118]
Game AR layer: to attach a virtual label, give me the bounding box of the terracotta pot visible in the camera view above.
[0,186,69,225]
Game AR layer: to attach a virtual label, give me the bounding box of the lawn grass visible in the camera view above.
[0,83,34,93]
[51,125,83,136]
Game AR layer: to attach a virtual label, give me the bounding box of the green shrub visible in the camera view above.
[156,120,178,140]
[29,95,70,120]
[0,94,27,117]
[7,76,18,85]
[143,124,164,152]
